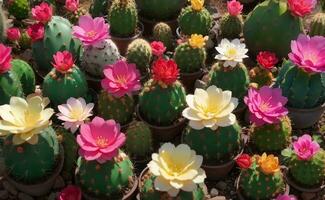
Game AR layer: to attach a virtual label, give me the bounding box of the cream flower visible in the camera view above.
[148,143,206,197]
[182,85,238,130]
[0,96,54,145]
[57,97,94,133]
[215,38,248,67]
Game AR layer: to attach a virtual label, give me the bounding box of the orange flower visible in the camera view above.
[191,0,204,11]
[257,153,280,175]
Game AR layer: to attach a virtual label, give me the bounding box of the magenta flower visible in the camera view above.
[0,44,12,74]
[27,23,44,42]
[227,0,243,16]
[151,41,166,57]
[276,194,297,200]
[31,2,53,24]
[72,15,109,47]
[65,0,79,12]
[293,134,320,160]
[58,185,81,200]
[288,34,325,73]
[76,117,126,163]
[52,51,74,73]
[287,0,316,17]
[6,28,21,41]
[101,60,141,98]
[244,86,288,126]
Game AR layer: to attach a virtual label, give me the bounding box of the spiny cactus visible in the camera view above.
[18,30,32,50]
[249,66,274,88]
[310,12,325,36]
[0,8,8,42]
[8,0,30,20]
[90,0,110,17]
[0,70,23,105]
[153,22,173,51]
[126,39,152,76]
[11,59,36,95]
[220,14,243,39]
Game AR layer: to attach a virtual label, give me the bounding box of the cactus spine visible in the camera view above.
[126,39,152,76]
[220,14,243,39]
[8,0,30,20]
[153,22,174,51]
[0,70,23,105]
[309,12,325,36]
[11,59,36,95]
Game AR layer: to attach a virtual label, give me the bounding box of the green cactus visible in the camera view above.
[0,70,23,105]
[11,59,36,95]
[174,42,206,73]
[250,116,291,152]
[153,22,174,51]
[125,121,152,159]
[76,151,134,198]
[18,30,32,50]
[183,123,241,164]
[309,12,325,36]
[139,80,186,126]
[90,0,110,17]
[8,0,30,20]
[97,90,135,126]
[108,0,138,37]
[220,14,243,39]
[126,39,152,76]
[136,0,186,21]
[208,62,249,102]
[243,0,303,58]
[275,60,325,109]
[249,66,274,88]
[32,16,82,73]
[3,126,60,183]
[42,66,89,107]
[140,172,205,200]
[0,8,8,42]
[178,5,213,36]
[288,149,325,187]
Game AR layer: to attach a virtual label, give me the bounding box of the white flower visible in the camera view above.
[182,85,238,130]
[57,97,94,133]
[215,38,248,67]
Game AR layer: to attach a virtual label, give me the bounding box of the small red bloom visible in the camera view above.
[152,58,179,85]
[6,27,21,41]
[32,2,53,24]
[256,51,279,70]
[58,185,81,200]
[151,41,166,57]
[236,153,252,169]
[52,51,74,73]
[27,23,44,42]
[0,44,12,74]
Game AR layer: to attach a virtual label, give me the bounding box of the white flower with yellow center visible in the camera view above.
[148,143,206,197]
[182,85,238,130]
[215,38,248,67]
[0,96,54,145]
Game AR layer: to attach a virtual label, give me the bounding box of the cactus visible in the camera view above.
[3,126,60,183]
[183,123,241,164]
[220,14,243,39]
[32,16,82,73]
[125,121,152,159]
[153,22,173,51]
[136,0,186,21]
[0,8,8,42]
[90,0,110,17]
[249,66,274,88]
[126,39,152,76]
[250,116,291,152]
[42,66,89,107]
[275,60,325,109]
[178,5,213,36]
[108,0,138,37]
[139,80,186,126]
[97,90,134,126]
[208,62,249,102]
[309,12,325,36]
[18,30,32,50]
[11,59,36,95]
[8,0,30,20]
[66,8,88,25]
[82,39,120,77]
[76,151,134,198]
[0,70,23,105]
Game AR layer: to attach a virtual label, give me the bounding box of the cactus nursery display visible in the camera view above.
[1,0,325,199]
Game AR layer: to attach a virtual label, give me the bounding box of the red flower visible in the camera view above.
[256,51,279,70]
[152,58,179,85]
[0,44,12,74]
[27,23,44,42]
[52,51,74,73]
[6,27,21,41]
[287,0,316,17]
[58,185,81,200]
[32,2,53,24]
[151,41,166,57]
[236,154,251,169]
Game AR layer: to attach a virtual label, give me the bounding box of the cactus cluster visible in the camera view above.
[8,0,30,20]
[220,14,243,39]
[11,59,36,95]
[0,70,23,105]
[126,39,152,76]
[153,22,173,51]
[309,12,325,36]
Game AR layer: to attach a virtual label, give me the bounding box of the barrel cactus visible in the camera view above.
[89,0,110,17]
[8,0,30,20]
[310,12,325,36]
[11,59,36,95]
[220,14,243,39]
[153,22,174,51]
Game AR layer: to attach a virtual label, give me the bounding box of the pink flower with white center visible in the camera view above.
[293,134,320,160]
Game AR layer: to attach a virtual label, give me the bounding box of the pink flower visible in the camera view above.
[32,2,53,24]
[276,194,297,200]
[52,51,74,73]
[287,0,316,17]
[6,28,21,41]
[65,0,79,12]
[72,15,109,47]
[288,34,325,73]
[256,51,278,70]
[151,41,166,57]
[293,134,320,160]
[0,44,12,74]
[58,185,81,200]
[77,117,126,163]
[27,23,44,42]
[244,86,288,126]
[101,60,141,98]
[227,0,243,16]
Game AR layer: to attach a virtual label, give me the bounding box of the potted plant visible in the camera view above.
[153,23,174,51]
[220,0,244,39]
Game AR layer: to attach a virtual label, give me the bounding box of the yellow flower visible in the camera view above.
[189,34,208,49]
[147,143,206,197]
[257,153,280,175]
[191,0,204,11]
[0,96,54,145]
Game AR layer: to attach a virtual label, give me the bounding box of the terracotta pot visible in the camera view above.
[288,103,325,129]
[180,69,205,94]
[139,16,178,36]
[4,145,64,197]
[111,23,144,56]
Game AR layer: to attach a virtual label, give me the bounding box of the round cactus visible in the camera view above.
[249,66,274,88]
[89,0,110,17]
[8,0,30,20]
[11,59,36,95]
[126,39,152,76]
[309,12,325,36]
[3,126,60,183]
[153,22,174,51]
[0,71,23,105]
[220,14,243,39]
[108,0,138,37]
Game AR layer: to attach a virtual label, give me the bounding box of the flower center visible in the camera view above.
[259,101,270,112]
[226,48,237,58]
[87,30,97,38]
[96,136,109,148]
[116,75,127,85]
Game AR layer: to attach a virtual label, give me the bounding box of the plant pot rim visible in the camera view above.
[176,22,216,38]
[202,147,244,169]
[287,102,325,112]
[110,22,144,41]
[139,15,178,24]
